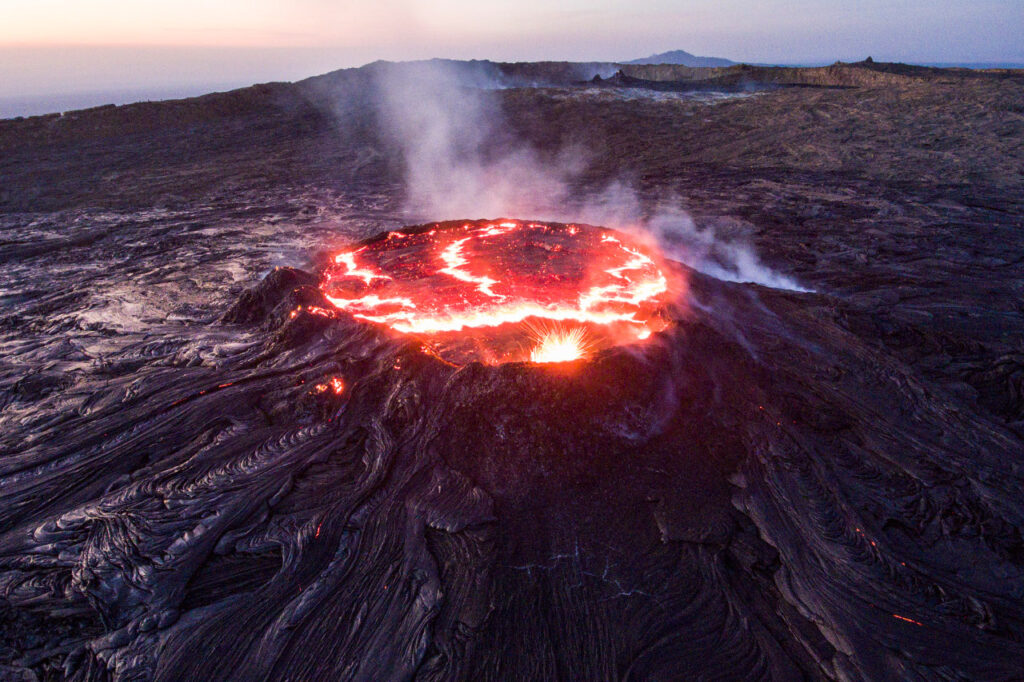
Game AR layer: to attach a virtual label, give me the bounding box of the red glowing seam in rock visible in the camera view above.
[436,222,517,299]
[853,527,879,547]
[333,248,393,285]
[892,614,923,626]
[313,377,345,395]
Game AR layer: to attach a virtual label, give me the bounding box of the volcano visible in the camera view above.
[2,58,1024,681]
[3,218,1023,679]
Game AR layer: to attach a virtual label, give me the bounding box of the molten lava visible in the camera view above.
[321,220,674,364]
[530,326,589,363]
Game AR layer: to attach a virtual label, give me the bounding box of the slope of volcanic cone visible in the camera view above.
[0,237,1022,680]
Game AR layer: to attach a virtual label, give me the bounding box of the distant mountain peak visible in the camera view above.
[627,50,735,67]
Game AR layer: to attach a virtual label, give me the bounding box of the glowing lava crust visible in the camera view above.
[320,220,677,365]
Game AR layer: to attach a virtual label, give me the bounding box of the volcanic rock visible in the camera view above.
[1,59,1023,680]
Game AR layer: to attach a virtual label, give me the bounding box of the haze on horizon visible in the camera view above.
[2,0,1022,117]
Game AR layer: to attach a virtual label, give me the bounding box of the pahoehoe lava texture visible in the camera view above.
[2,59,1024,681]
[2,222,1024,680]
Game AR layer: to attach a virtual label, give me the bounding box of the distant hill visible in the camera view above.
[627,50,735,67]
[921,62,1024,70]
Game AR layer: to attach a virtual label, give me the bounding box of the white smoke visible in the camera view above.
[643,207,809,292]
[373,60,583,219]
[570,187,808,292]
[370,60,807,292]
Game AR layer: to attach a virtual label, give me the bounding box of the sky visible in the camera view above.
[1,0,1022,115]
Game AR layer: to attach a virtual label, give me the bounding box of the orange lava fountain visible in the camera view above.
[530,327,589,363]
[320,220,676,364]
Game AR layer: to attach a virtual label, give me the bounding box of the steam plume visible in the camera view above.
[373,60,580,219]
[369,60,807,292]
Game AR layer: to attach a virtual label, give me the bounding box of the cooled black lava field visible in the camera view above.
[1,60,1024,681]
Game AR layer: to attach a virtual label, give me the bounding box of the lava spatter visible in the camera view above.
[320,220,677,364]
[529,326,590,363]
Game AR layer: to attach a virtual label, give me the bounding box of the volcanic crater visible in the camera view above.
[317,219,678,365]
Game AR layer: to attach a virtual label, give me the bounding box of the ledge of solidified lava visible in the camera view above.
[1,220,1023,680]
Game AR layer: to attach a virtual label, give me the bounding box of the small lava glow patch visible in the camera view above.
[321,220,676,364]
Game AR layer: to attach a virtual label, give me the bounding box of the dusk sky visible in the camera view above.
[2,0,1022,113]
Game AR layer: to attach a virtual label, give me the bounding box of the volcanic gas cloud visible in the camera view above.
[320,220,678,364]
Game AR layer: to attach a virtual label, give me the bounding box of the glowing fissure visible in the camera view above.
[333,249,392,285]
[324,297,647,334]
[579,237,669,311]
[321,220,672,362]
[439,237,503,299]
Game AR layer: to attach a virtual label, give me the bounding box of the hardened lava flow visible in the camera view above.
[2,218,1023,681]
[317,219,679,365]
